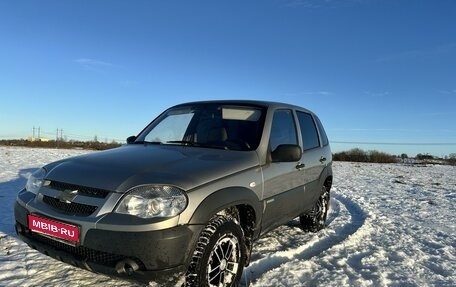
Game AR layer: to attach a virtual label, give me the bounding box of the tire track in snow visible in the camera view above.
[326,193,341,226]
[242,192,367,286]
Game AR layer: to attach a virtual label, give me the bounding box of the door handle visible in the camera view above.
[296,163,305,170]
[319,156,327,163]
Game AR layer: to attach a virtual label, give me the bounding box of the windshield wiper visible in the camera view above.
[166,141,227,150]
[132,140,162,145]
[166,140,198,146]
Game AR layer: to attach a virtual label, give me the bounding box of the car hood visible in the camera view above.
[44,144,259,193]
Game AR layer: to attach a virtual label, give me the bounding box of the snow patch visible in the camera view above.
[0,147,455,286]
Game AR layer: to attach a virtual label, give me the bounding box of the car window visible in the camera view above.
[145,112,194,143]
[314,115,329,146]
[269,109,298,151]
[139,104,266,151]
[297,111,320,150]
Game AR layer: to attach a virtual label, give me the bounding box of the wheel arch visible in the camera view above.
[319,164,333,192]
[188,187,262,239]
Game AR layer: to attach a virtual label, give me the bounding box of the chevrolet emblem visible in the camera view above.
[58,189,78,204]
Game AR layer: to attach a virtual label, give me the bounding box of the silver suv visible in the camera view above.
[15,100,332,286]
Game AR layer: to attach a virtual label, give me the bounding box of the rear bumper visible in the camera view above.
[14,200,203,285]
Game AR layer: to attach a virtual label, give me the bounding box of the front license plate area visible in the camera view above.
[28,214,80,245]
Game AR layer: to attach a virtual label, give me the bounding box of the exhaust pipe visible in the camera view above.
[115,259,140,276]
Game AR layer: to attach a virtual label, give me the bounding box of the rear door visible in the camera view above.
[296,111,326,211]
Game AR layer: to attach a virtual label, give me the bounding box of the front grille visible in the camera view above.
[48,181,110,198]
[30,232,144,269]
[42,195,98,216]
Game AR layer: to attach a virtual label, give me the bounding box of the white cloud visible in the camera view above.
[74,58,114,70]
[315,91,333,96]
[282,91,334,97]
[303,91,334,96]
[373,42,456,63]
[285,0,321,8]
[331,128,419,132]
[285,0,372,8]
[439,89,456,94]
[120,80,138,87]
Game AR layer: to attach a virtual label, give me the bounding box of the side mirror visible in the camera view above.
[271,144,302,162]
[126,136,136,144]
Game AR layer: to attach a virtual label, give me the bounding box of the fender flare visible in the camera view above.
[319,164,333,191]
[188,187,263,233]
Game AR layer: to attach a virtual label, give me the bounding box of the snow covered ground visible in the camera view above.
[0,146,455,287]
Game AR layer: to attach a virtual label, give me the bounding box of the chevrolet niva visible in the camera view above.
[15,100,332,286]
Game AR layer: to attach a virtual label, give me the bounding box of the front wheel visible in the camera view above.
[185,216,247,287]
[300,185,330,232]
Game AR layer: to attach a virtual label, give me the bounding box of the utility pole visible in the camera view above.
[38,127,41,139]
[32,126,35,138]
[56,128,64,141]
[56,128,58,147]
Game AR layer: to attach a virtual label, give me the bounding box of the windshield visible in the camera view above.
[136,103,266,151]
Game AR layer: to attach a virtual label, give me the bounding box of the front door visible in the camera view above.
[261,109,306,233]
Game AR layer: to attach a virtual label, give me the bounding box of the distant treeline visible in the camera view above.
[333,148,456,165]
[0,139,121,150]
[333,148,397,163]
[1,140,455,165]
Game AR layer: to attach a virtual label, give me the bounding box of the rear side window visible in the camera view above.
[314,115,329,146]
[270,109,298,151]
[296,111,320,150]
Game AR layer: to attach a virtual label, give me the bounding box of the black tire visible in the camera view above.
[185,216,247,287]
[300,185,330,232]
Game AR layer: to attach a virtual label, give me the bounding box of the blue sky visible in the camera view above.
[0,0,455,157]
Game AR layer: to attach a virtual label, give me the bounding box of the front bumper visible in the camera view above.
[14,200,203,285]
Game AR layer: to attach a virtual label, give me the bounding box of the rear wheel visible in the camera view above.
[185,216,246,287]
[300,185,330,232]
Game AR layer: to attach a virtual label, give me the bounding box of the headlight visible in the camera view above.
[115,185,187,219]
[25,168,46,194]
